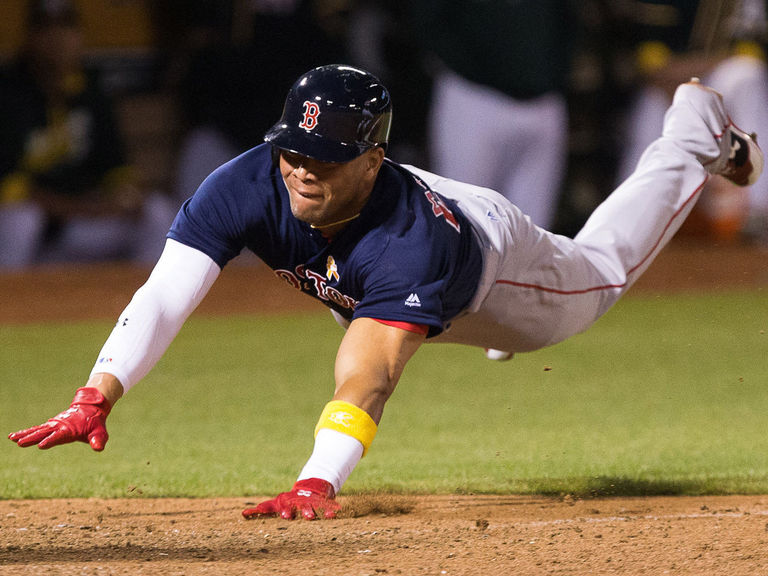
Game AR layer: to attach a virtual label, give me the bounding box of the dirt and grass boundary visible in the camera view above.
[2,240,768,575]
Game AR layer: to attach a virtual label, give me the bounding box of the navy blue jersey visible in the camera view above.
[168,144,482,337]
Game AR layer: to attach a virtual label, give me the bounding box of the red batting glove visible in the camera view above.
[8,387,112,451]
[242,478,341,520]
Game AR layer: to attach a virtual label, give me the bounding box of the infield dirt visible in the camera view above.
[2,240,768,575]
[2,494,768,575]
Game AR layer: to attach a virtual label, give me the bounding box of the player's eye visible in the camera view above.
[282,151,338,177]
[282,151,303,167]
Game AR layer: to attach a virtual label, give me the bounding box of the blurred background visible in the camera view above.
[1,0,767,271]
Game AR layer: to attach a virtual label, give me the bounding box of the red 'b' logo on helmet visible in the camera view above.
[299,101,321,131]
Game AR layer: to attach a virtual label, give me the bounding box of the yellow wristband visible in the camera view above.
[315,400,378,457]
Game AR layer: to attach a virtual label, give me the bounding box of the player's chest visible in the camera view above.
[272,242,361,312]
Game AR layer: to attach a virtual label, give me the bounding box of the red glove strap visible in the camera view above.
[69,387,112,416]
[293,477,336,499]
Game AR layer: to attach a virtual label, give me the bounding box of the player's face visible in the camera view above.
[280,148,384,231]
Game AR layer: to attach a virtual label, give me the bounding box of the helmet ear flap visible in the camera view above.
[360,110,392,150]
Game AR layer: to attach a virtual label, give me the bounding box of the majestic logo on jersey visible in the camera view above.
[299,100,321,131]
[275,265,358,311]
[326,255,339,281]
[404,293,422,308]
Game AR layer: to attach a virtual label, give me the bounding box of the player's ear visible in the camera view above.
[365,147,385,173]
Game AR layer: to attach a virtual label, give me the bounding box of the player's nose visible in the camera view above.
[293,163,310,180]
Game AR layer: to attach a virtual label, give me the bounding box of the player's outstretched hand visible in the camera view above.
[242,478,341,520]
[8,387,112,451]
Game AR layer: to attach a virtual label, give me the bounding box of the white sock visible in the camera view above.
[297,428,364,494]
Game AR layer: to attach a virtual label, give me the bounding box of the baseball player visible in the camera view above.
[8,65,762,520]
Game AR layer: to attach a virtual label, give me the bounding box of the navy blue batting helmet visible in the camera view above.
[265,64,392,163]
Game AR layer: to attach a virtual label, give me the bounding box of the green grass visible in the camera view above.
[2,290,767,499]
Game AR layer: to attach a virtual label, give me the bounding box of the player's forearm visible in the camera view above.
[88,239,220,392]
[298,318,424,492]
[89,282,186,391]
[297,376,395,493]
[332,376,394,424]
[332,318,421,422]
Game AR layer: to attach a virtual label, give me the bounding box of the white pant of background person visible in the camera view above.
[428,69,568,230]
[411,82,730,354]
[617,55,768,227]
[0,193,177,270]
[174,126,240,205]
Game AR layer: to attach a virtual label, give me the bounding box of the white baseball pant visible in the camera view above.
[410,82,729,353]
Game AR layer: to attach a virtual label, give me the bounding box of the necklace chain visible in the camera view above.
[310,212,361,230]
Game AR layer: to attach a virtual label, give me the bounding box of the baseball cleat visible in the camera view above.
[717,124,763,187]
[666,78,764,187]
